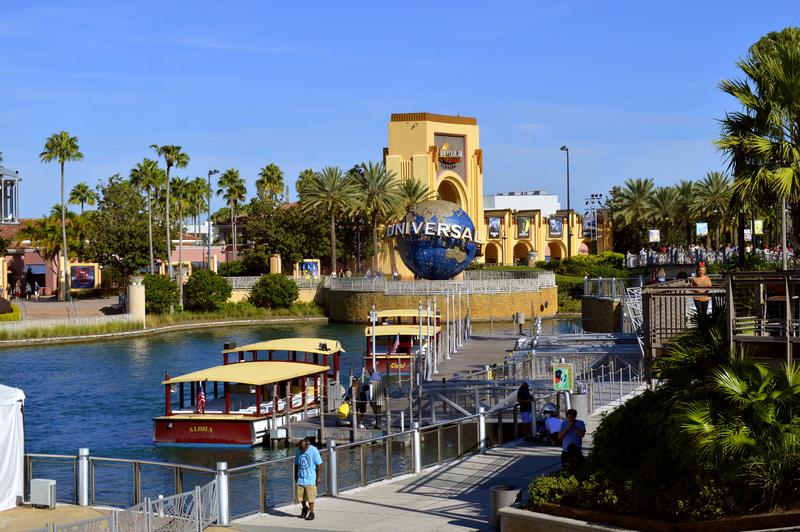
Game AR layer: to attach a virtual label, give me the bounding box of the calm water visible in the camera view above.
[1,318,573,468]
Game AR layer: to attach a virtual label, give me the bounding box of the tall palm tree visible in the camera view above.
[67,182,98,214]
[216,168,247,262]
[171,176,191,306]
[696,171,732,248]
[612,178,655,245]
[356,161,402,271]
[16,218,68,276]
[715,27,800,263]
[674,180,698,247]
[301,166,362,274]
[40,131,83,301]
[295,168,316,199]
[151,144,189,286]
[399,177,432,213]
[650,186,678,243]
[256,163,285,199]
[130,158,166,273]
[189,177,210,237]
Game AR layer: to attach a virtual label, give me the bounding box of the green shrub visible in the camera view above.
[218,260,264,277]
[249,274,299,309]
[0,303,21,322]
[184,270,233,311]
[535,259,561,271]
[218,300,258,313]
[558,255,627,278]
[558,293,581,312]
[555,275,584,297]
[143,274,179,315]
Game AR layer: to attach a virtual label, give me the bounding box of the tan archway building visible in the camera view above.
[381,113,486,277]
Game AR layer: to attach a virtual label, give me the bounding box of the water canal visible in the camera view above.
[1,319,574,468]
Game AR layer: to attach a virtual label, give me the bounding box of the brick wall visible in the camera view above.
[326,287,558,324]
[581,297,621,333]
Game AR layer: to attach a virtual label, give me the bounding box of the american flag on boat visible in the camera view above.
[391,334,400,354]
[196,381,206,413]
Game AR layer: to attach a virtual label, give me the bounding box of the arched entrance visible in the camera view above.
[546,242,563,261]
[578,243,589,255]
[484,243,500,264]
[437,177,464,207]
[513,242,531,265]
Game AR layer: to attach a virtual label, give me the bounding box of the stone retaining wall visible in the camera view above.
[581,297,621,333]
[0,313,134,331]
[326,287,558,323]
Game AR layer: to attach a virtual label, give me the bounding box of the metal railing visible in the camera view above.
[464,270,546,280]
[327,273,556,294]
[223,277,261,290]
[583,277,626,300]
[625,248,793,268]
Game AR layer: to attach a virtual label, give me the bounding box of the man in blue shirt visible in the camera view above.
[294,438,323,520]
[558,408,586,468]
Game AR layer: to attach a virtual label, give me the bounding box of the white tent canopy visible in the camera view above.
[0,384,25,511]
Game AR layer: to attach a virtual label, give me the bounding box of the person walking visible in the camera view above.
[558,408,586,468]
[690,263,713,316]
[517,378,534,442]
[25,282,31,300]
[34,282,40,301]
[368,367,382,429]
[294,438,322,521]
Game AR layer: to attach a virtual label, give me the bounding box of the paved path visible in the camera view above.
[13,297,124,320]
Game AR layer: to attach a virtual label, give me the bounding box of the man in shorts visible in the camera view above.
[294,438,322,521]
[517,378,534,442]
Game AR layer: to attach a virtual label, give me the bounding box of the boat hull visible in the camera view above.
[153,417,259,446]
[365,357,422,375]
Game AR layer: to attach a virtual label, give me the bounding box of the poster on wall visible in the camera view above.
[548,217,563,238]
[70,266,96,289]
[488,217,501,239]
[299,260,320,279]
[582,215,596,238]
[649,230,660,242]
[517,216,530,239]
[754,220,763,235]
[434,134,466,182]
[696,222,709,236]
[744,228,752,241]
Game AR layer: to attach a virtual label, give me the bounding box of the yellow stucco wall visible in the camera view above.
[228,288,323,305]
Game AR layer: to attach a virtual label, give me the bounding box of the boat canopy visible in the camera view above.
[365,324,442,337]
[221,338,344,355]
[163,361,330,386]
[375,309,440,319]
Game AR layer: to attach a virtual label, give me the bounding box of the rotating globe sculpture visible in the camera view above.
[394,200,478,280]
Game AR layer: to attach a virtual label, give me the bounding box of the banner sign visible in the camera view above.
[744,228,752,241]
[434,134,466,182]
[696,222,708,237]
[517,216,530,239]
[649,229,660,242]
[754,220,763,235]
[488,217,501,240]
[70,265,96,289]
[582,215,595,238]
[548,217,564,238]
[299,260,320,279]
[553,363,573,391]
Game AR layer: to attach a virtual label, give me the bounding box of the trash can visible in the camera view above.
[490,485,521,530]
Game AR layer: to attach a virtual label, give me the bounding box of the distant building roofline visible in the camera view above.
[390,113,477,126]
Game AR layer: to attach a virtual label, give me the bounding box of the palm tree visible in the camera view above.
[256,164,285,199]
[356,161,402,271]
[715,27,800,263]
[650,186,678,243]
[130,158,166,273]
[171,176,190,306]
[40,131,83,301]
[300,166,362,274]
[189,177,210,237]
[696,171,732,248]
[295,168,316,199]
[16,218,68,276]
[612,178,655,245]
[151,144,190,287]
[399,177,432,213]
[0,152,3,164]
[67,182,98,214]
[216,168,247,262]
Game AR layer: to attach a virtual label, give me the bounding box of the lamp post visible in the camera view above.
[560,146,571,258]
[207,169,219,270]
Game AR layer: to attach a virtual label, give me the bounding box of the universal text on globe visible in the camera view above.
[386,220,481,243]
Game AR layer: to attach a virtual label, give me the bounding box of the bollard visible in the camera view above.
[400,411,405,432]
[412,421,422,473]
[326,439,338,497]
[78,448,90,506]
[478,407,486,454]
[216,462,230,526]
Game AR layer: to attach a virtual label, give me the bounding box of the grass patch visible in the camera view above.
[0,302,326,341]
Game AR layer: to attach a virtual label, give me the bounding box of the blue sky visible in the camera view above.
[0,2,796,218]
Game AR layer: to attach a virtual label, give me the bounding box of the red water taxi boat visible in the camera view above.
[363,316,441,376]
[153,338,343,446]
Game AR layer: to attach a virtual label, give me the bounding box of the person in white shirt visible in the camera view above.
[545,412,561,446]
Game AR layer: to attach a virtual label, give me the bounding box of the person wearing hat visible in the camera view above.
[517,378,534,442]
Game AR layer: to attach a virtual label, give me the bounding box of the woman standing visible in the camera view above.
[690,264,713,315]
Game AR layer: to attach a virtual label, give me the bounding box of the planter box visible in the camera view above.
[500,503,800,532]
